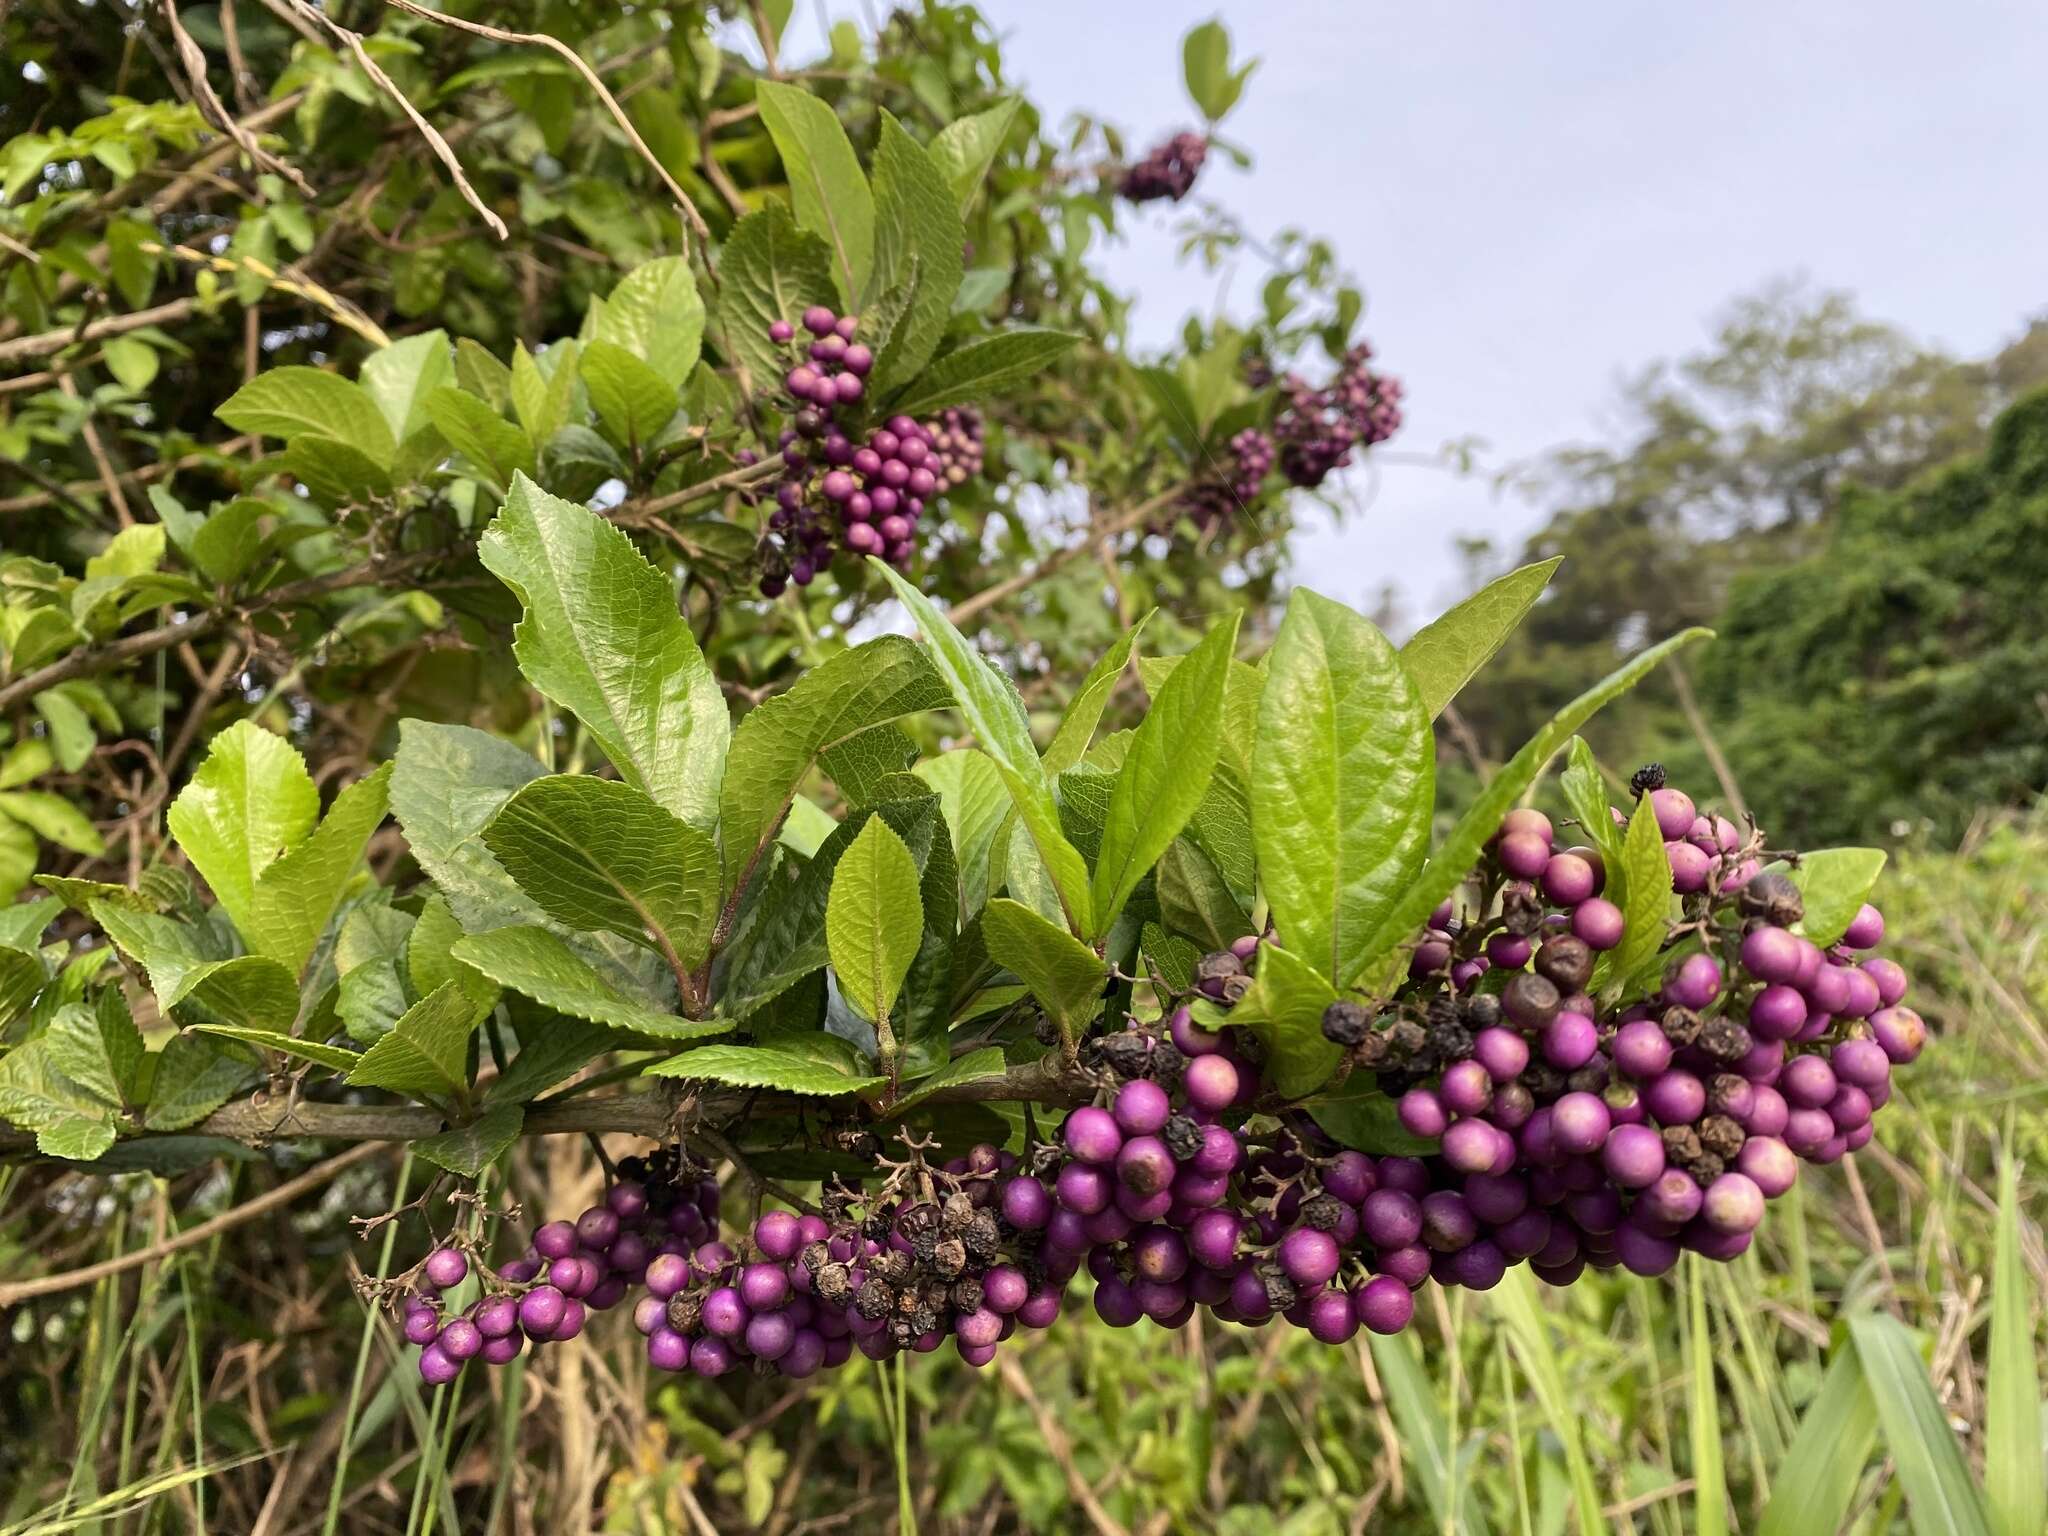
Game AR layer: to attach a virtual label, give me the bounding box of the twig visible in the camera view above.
[58,374,136,527]
[161,0,318,198]
[381,0,712,253]
[946,483,1185,626]
[1668,657,1747,821]
[0,1142,385,1307]
[0,438,256,517]
[0,297,201,369]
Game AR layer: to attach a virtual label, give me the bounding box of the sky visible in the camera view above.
[782,2,2048,624]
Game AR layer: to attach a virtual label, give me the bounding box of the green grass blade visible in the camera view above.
[1684,1258,1731,1536]
[1850,1313,1994,1536]
[1369,1331,1491,1536]
[1760,1342,1879,1536]
[1492,1269,1609,1536]
[1985,1143,2045,1536]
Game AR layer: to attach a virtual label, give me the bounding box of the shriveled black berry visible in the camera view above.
[1261,1268,1298,1312]
[1503,972,1562,1031]
[1699,1016,1753,1063]
[1662,1125,1704,1165]
[1300,1194,1344,1233]
[950,1275,984,1314]
[1521,1063,1567,1099]
[815,1263,853,1305]
[1195,950,1245,987]
[1218,973,1253,1005]
[1459,994,1503,1032]
[1426,1017,1474,1062]
[667,1293,704,1333]
[861,1210,893,1243]
[1707,1074,1749,1115]
[940,1192,976,1234]
[1501,884,1547,936]
[1535,935,1594,993]
[1566,1061,1610,1094]
[1660,1006,1703,1047]
[1698,1115,1745,1160]
[1033,1014,1060,1046]
[1149,1040,1188,1089]
[1388,1018,1428,1058]
[1685,1151,1725,1183]
[800,1240,831,1277]
[931,1236,967,1279]
[963,1213,1001,1265]
[1351,1029,1392,1068]
[1163,1114,1204,1163]
[1096,1032,1153,1081]
[1738,872,1804,928]
[872,1249,913,1286]
[1629,762,1667,798]
[856,1281,894,1320]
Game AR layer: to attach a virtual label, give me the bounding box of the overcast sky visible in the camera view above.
[791,3,2048,623]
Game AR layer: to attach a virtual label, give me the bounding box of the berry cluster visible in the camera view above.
[750,305,951,595]
[1118,131,1208,203]
[924,406,986,490]
[1180,427,1275,533]
[1341,770,1922,1282]
[403,1148,720,1384]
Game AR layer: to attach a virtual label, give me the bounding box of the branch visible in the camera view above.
[946,483,1186,626]
[0,298,202,369]
[162,0,318,199]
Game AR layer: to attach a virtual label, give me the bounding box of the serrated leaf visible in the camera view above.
[0,1033,118,1159]
[719,635,948,895]
[595,257,704,390]
[825,817,924,1030]
[165,721,319,947]
[755,80,875,303]
[190,1024,359,1073]
[283,435,394,504]
[581,339,678,452]
[1398,557,1561,720]
[866,112,965,398]
[185,497,267,585]
[422,387,535,492]
[880,1046,1007,1118]
[1044,611,1152,775]
[179,954,304,1031]
[40,1003,128,1109]
[1596,792,1673,995]
[481,476,728,834]
[335,901,415,1044]
[981,897,1102,1046]
[1091,613,1237,939]
[913,749,1010,918]
[715,204,839,397]
[216,367,394,465]
[144,1034,254,1131]
[889,329,1083,416]
[244,764,391,974]
[1358,627,1713,969]
[646,1042,884,1096]
[0,790,105,856]
[1231,940,1341,1098]
[1560,736,1623,867]
[414,1103,524,1179]
[820,723,919,806]
[929,99,1020,208]
[511,338,580,443]
[1253,589,1434,987]
[484,775,719,974]
[344,981,478,1099]
[453,926,725,1040]
[1154,837,1250,952]
[1791,848,1888,948]
[485,1016,616,1105]
[359,329,452,445]
[870,561,1093,933]
[390,721,549,934]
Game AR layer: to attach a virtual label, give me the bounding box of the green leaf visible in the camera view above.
[912,749,1010,918]
[0,940,45,1027]
[870,560,1093,933]
[1986,1145,2044,1536]
[185,498,268,586]
[190,1024,359,1074]
[1252,589,1434,987]
[143,1034,253,1131]
[414,1103,524,1179]
[715,204,839,398]
[1492,1269,1613,1536]
[483,775,719,973]
[1559,736,1623,867]
[215,367,395,465]
[1684,1258,1731,1536]
[929,99,1020,208]
[755,80,875,304]
[1090,614,1237,938]
[1307,1073,1437,1155]
[359,329,452,445]
[889,329,1084,417]
[819,723,919,806]
[1182,20,1255,121]
[1398,558,1561,720]
[1230,940,1341,1098]
[345,981,478,1100]
[422,387,536,492]
[595,257,704,390]
[409,893,499,1016]
[0,789,105,856]
[1044,611,1152,775]
[480,475,728,834]
[1595,792,1673,996]
[1850,1313,1994,1536]
[0,1035,117,1160]
[1357,627,1713,969]
[719,634,948,895]
[390,721,548,934]
[580,339,678,452]
[243,763,391,974]
[1790,848,1888,948]
[1369,1331,1491,1536]
[1759,1346,1880,1536]
[878,1046,1007,1118]
[485,1017,616,1105]
[102,335,158,391]
[645,1042,883,1096]
[866,112,965,398]
[981,897,1103,1046]
[511,339,580,443]
[283,435,394,504]
[453,926,725,1040]
[178,954,303,1031]
[41,1002,133,1109]
[165,721,320,947]
[455,336,514,407]
[825,817,924,1030]
[1154,837,1251,952]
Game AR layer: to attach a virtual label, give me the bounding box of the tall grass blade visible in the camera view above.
[1851,1312,1994,1536]
[1984,1142,2044,1536]
[1369,1331,1491,1536]
[1684,1258,1730,1536]
[1760,1343,1879,1536]
[1492,1270,1609,1536]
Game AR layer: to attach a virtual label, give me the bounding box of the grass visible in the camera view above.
[1,810,2042,1533]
